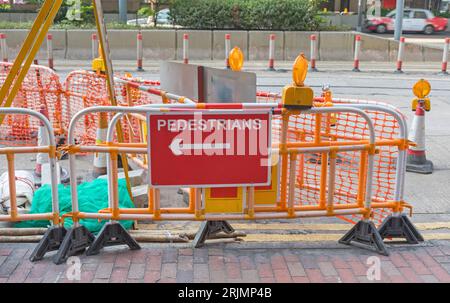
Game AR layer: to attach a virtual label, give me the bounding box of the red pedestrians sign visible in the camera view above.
[147,111,272,187]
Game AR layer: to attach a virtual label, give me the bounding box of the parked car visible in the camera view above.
[365,9,448,35]
[127,8,177,27]
[126,17,149,26]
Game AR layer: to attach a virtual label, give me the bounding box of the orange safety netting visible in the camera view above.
[0,62,68,146]
[257,92,401,225]
[63,71,162,145]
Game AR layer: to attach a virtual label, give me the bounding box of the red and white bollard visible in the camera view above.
[0,33,7,62]
[353,35,361,72]
[91,33,98,60]
[225,33,231,69]
[47,34,54,70]
[183,34,189,64]
[441,37,449,75]
[407,99,433,174]
[310,34,318,72]
[395,37,405,73]
[137,32,144,71]
[268,34,275,71]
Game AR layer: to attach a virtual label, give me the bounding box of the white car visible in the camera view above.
[366,9,448,35]
[127,9,178,28]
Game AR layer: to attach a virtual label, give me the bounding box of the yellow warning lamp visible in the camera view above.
[92,45,106,73]
[323,8,328,13]
[229,47,244,72]
[281,53,313,109]
[413,79,431,99]
[411,79,431,111]
[292,53,308,87]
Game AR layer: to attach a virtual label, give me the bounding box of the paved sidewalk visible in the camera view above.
[1,241,450,283]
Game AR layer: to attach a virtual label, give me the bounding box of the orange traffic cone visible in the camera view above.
[92,112,109,178]
[406,100,433,174]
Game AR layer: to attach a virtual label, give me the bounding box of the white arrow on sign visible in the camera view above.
[169,138,231,156]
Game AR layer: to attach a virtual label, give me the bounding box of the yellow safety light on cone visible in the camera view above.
[228,47,244,71]
[412,79,431,111]
[412,79,431,99]
[407,79,433,174]
[282,53,313,109]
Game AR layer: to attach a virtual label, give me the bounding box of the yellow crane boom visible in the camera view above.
[0,0,133,199]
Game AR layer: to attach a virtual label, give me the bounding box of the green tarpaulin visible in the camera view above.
[15,178,134,233]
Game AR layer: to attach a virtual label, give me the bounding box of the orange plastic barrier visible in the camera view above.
[257,91,408,226]
[62,71,162,145]
[1,66,410,228]
[0,62,67,146]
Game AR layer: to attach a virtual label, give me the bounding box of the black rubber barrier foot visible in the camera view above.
[378,213,424,243]
[85,222,140,256]
[406,159,433,174]
[394,69,404,74]
[309,67,318,72]
[29,226,67,262]
[193,221,235,248]
[53,225,95,265]
[352,68,361,72]
[339,220,389,256]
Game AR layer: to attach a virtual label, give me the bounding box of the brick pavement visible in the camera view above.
[1,241,450,283]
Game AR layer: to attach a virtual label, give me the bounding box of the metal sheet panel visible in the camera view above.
[203,66,256,103]
[160,61,199,100]
[159,61,256,103]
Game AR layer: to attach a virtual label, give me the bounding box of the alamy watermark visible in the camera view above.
[159,112,275,166]
[66,256,82,281]
[366,256,381,281]
[66,0,82,22]
[366,0,382,19]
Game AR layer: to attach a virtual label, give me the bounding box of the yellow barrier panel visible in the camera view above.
[204,187,244,213]
[254,163,279,205]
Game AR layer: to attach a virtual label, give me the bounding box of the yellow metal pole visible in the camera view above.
[0,0,56,109]
[0,0,63,125]
[92,0,133,199]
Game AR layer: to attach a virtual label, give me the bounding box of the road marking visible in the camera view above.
[244,234,343,242]
[243,233,450,242]
[138,222,450,231]
[415,222,450,230]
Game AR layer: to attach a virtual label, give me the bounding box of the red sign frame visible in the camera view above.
[147,111,272,187]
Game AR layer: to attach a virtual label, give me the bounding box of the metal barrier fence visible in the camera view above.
[34,97,423,264]
[0,69,416,228]
[0,68,423,264]
[0,107,65,261]
[257,92,412,226]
